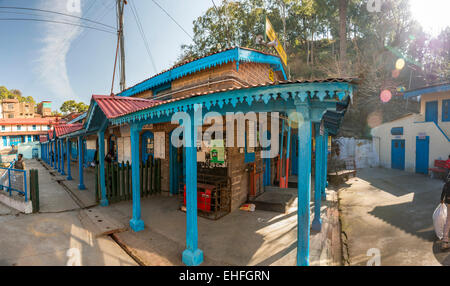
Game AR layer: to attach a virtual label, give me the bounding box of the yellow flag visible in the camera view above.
[265,17,287,66]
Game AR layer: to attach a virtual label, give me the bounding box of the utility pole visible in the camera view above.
[117,0,126,92]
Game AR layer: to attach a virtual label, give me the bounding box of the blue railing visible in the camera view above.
[0,163,28,202]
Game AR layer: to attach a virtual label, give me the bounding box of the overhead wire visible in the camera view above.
[129,0,157,73]
[150,0,194,41]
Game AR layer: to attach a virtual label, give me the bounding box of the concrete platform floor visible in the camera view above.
[99,187,340,266]
[339,167,447,266]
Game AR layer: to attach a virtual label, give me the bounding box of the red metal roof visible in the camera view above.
[54,123,83,137]
[92,95,161,119]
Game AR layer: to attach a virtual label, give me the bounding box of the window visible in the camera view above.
[17,125,21,131]
[1,126,4,131]
[443,99,450,122]
[32,125,36,130]
[8,104,13,109]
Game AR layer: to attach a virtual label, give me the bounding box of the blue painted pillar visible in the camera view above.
[78,136,86,190]
[130,123,144,231]
[53,139,59,170]
[66,139,72,180]
[284,125,292,188]
[182,110,204,266]
[322,131,329,200]
[278,118,285,185]
[98,131,109,207]
[60,140,66,175]
[50,141,54,168]
[312,123,324,231]
[296,104,312,266]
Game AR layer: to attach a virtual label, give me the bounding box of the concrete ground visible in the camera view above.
[99,186,341,266]
[339,167,448,266]
[0,159,137,266]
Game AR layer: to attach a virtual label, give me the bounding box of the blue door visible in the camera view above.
[170,130,184,194]
[141,131,154,163]
[415,136,429,174]
[425,101,438,123]
[391,139,405,170]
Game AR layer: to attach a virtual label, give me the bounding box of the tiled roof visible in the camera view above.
[92,95,161,119]
[0,117,58,125]
[54,123,83,137]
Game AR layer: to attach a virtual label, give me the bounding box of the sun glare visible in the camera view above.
[409,0,450,36]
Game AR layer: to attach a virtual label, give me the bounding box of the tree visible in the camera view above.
[338,0,348,72]
[60,100,89,114]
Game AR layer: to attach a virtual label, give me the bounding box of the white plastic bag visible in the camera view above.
[433,203,448,240]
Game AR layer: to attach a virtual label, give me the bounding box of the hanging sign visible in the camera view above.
[210,139,225,164]
[154,132,165,159]
[265,17,287,66]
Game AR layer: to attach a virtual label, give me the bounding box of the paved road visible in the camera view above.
[339,167,448,266]
[0,159,137,266]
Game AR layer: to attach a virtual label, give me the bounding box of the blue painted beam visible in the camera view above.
[78,136,86,190]
[296,102,312,266]
[98,131,109,207]
[130,123,144,232]
[312,123,323,232]
[182,108,204,266]
[284,124,292,188]
[279,118,285,186]
[66,139,72,180]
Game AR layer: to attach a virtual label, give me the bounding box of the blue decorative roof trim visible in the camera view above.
[117,47,287,98]
[403,83,450,98]
[111,82,354,126]
[68,112,87,124]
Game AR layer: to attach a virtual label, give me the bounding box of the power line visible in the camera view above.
[0,6,116,30]
[150,0,194,41]
[129,0,157,73]
[0,18,117,34]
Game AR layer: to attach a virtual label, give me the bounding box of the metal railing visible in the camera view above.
[0,163,28,202]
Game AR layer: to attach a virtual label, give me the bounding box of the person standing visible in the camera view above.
[14,154,26,170]
[441,178,450,248]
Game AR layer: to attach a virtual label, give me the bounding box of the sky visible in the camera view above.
[0,0,213,110]
[0,0,449,111]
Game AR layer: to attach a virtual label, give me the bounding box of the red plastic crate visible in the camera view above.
[183,183,215,212]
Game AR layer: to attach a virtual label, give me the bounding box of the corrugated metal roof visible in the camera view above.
[92,95,161,119]
[54,123,83,137]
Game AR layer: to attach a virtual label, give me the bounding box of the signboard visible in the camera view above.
[265,17,287,66]
[154,132,165,159]
[268,68,274,82]
[43,102,52,108]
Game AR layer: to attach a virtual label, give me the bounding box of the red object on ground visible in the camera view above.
[183,183,215,212]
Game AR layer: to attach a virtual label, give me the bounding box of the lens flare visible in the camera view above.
[395,58,405,70]
[287,111,304,129]
[367,111,383,128]
[380,90,392,103]
[391,69,400,78]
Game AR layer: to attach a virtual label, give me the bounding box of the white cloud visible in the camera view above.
[35,0,83,104]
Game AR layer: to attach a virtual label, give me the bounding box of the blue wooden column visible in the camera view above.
[98,131,109,207]
[296,102,312,266]
[312,123,324,231]
[77,136,86,190]
[182,109,204,266]
[55,140,59,171]
[66,139,72,180]
[50,141,54,168]
[130,123,144,232]
[60,140,66,176]
[284,125,292,188]
[322,131,328,200]
[278,118,285,186]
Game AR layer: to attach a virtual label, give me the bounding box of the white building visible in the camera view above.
[371,83,450,174]
[0,117,57,148]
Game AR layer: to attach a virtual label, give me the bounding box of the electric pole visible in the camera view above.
[117,0,126,92]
